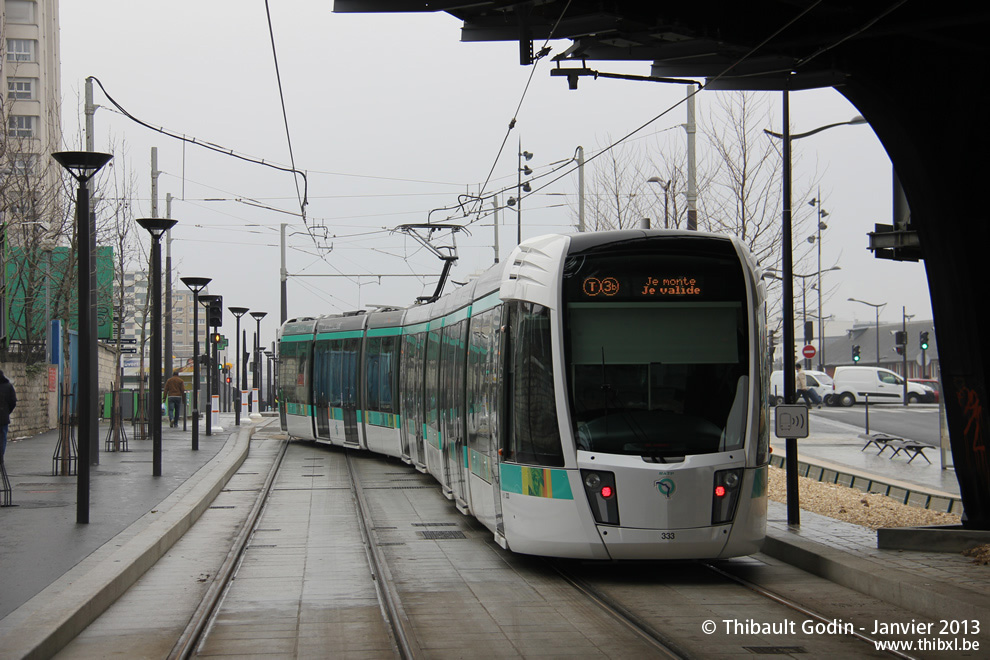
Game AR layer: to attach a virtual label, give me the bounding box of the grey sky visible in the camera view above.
[58,1,932,342]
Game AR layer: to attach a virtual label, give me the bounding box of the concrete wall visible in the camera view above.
[2,344,119,440]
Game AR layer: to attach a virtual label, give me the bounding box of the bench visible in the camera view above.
[859,433,934,464]
[860,432,900,454]
[888,440,934,464]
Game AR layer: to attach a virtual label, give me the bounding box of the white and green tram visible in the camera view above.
[278,230,769,559]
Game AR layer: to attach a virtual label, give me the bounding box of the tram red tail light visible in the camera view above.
[712,468,743,524]
[581,470,619,526]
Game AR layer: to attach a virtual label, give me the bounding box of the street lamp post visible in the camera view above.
[198,295,221,435]
[646,177,671,227]
[793,267,840,368]
[229,307,249,425]
[848,298,887,367]
[808,191,830,369]
[136,218,177,477]
[52,151,113,525]
[250,311,267,412]
[766,106,866,526]
[180,277,210,450]
[507,143,533,245]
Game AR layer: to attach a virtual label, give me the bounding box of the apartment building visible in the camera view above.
[2,0,62,347]
[118,269,210,377]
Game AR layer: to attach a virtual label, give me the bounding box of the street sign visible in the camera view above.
[775,404,809,439]
[120,347,137,354]
[802,344,816,359]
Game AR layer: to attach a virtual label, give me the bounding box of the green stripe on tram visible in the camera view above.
[315,329,365,341]
[367,326,403,338]
[285,402,312,416]
[500,464,574,500]
[472,290,502,313]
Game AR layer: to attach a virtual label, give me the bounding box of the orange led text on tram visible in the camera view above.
[640,276,702,297]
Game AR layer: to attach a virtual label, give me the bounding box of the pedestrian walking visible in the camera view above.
[0,370,18,458]
[164,371,185,428]
[795,363,822,407]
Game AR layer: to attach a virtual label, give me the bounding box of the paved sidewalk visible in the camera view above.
[0,415,240,620]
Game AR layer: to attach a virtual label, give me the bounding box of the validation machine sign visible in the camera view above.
[775,404,810,439]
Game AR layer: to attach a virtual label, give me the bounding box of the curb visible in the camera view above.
[762,530,990,634]
[0,425,254,660]
[768,452,962,514]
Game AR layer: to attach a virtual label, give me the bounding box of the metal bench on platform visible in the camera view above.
[859,433,933,464]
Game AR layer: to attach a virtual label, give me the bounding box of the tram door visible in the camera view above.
[313,341,330,439]
[440,320,468,508]
[342,337,361,446]
[493,308,508,535]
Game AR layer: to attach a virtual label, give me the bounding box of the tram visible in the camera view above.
[278,230,769,559]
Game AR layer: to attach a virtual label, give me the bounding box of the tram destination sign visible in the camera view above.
[580,275,703,299]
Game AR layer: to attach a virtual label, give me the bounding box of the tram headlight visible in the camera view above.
[581,469,619,526]
[712,468,744,525]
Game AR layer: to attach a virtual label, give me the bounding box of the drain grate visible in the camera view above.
[419,530,466,540]
[255,528,282,532]
[248,544,278,549]
[301,474,325,477]
[377,542,407,546]
[209,505,236,509]
[365,485,435,490]
[743,647,806,655]
[411,522,458,527]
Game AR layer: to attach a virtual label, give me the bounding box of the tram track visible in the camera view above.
[345,449,421,660]
[546,555,929,659]
[167,437,289,660]
[547,559,690,659]
[702,560,919,660]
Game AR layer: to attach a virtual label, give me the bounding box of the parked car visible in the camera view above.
[909,378,940,402]
[832,366,933,406]
[769,369,834,406]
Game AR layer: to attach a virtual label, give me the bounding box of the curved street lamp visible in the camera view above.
[848,297,887,367]
[137,218,178,477]
[52,150,113,525]
[180,277,211,450]
[764,108,867,527]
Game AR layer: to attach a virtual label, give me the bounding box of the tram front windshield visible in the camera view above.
[563,244,750,459]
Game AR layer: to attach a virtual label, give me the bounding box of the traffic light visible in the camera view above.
[208,297,223,327]
[894,345,904,355]
[894,330,907,346]
[212,332,222,344]
[920,331,929,350]
[852,345,861,362]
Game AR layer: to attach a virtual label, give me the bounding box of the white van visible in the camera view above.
[831,366,933,406]
[769,369,834,406]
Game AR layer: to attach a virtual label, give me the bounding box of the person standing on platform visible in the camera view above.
[164,371,185,428]
[0,370,17,458]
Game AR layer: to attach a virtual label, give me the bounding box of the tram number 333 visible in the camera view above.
[660,532,676,541]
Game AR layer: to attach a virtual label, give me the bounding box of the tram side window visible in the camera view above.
[509,302,563,467]
[366,335,398,414]
[279,340,310,406]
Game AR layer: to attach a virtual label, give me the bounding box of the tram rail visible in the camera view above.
[167,438,288,660]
